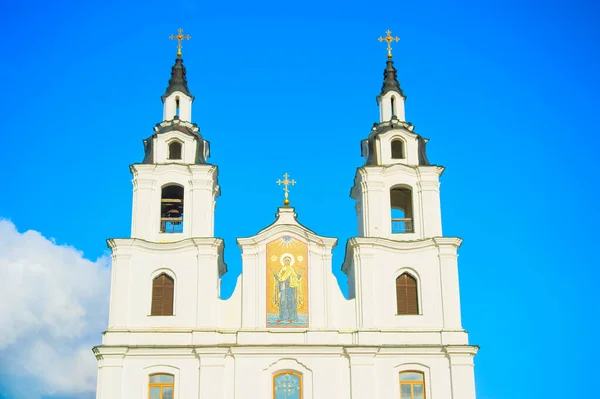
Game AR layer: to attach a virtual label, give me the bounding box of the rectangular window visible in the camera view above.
[399,371,425,399]
[149,374,174,399]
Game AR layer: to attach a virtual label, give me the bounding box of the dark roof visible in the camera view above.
[364,118,431,166]
[161,57,194,102]
[141,117,209,164]
[379,57,406,98]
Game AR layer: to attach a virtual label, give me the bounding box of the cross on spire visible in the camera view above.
[276,173,296,206]
[378,29,400,59]
[169,28,191,57]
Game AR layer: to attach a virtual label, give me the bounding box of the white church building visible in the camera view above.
[92,30,479,399]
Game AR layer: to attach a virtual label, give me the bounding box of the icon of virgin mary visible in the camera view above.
[271,254,303,323]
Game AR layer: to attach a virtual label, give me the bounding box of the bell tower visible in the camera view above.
[130,29,219,242]
[344,30,478,399]
[351,31,443,240]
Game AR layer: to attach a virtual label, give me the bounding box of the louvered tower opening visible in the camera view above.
[396,273,418,315]
[151,273,174,316]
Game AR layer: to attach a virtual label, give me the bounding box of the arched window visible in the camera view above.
[151,273,174,316]
[396,273,418,315]
[149,373,174,399]
[273,371,302,399]
[168,141,182,160]
[399,371,425,399]
[390,186,413,233]
[175,97,180,117]
[391,139,404,159]
[391,96,396,116]
[160,185,184,233]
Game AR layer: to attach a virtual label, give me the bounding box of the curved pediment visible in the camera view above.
[236,207,337,252]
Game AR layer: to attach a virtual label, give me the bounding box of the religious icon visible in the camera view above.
[266,236,308,328]
[271,254,303,323]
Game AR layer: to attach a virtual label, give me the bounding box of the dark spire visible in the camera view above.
[161,56,194,102]
[380,57,405,98]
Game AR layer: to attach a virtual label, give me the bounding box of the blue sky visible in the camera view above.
[0,0,599,398]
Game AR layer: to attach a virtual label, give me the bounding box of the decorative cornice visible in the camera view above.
[342,236,462,273]
[443,345,480,357]
[370,118,416,136]
[107,237,224,252]
[139,118,209,165]
[236,207,338,251]
[154,117,200,136]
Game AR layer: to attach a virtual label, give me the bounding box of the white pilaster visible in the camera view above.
[94,347,127,399]
[436,238,464,330]
[445,346,478,399]
[196,349,229,399]
[346,348,378,399]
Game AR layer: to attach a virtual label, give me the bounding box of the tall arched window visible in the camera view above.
[273,371,302,399]
[399,371,425,399]
[168,141,182,160]
[391,96,396,117]
[175,97,180,117]
[390,186,413,233]
[151,273,174,316]
[149,373,174,399]
[391,139,404,159]
[161,184,184,233]
[396,273,418,315]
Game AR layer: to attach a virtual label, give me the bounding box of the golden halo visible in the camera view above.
[280,253,295,266]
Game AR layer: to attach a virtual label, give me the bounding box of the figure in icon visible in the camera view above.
[271,255,303,323]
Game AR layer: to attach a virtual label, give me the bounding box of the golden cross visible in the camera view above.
[276,173,296,206]
[169,28,191,57]
[378,29,400,59]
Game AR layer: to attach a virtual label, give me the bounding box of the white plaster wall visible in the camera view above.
[375,128,420,166]
[351,164,443,239]
[152,130,200,165]
[378,91,406,122]
[130,164,219,241]
[163,91,192,122]
[107,238,225,330]
[342,237,465,334]
[94,347,477,399]
[236,208,355,332]
[99,208,476,399]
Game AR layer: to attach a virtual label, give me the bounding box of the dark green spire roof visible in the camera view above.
[380,57,405,98]
[161,56,194,102]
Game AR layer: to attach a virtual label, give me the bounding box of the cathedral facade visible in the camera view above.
[92,30,478,399]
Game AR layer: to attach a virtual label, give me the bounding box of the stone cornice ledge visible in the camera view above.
[342,237,462,273]
[443,345,479,356]
[107,237,225,252]
[92,345,129,360]
[349,236,462,251]
[230,346,344,356]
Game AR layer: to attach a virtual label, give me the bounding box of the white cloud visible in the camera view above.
[0,220,110,398]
